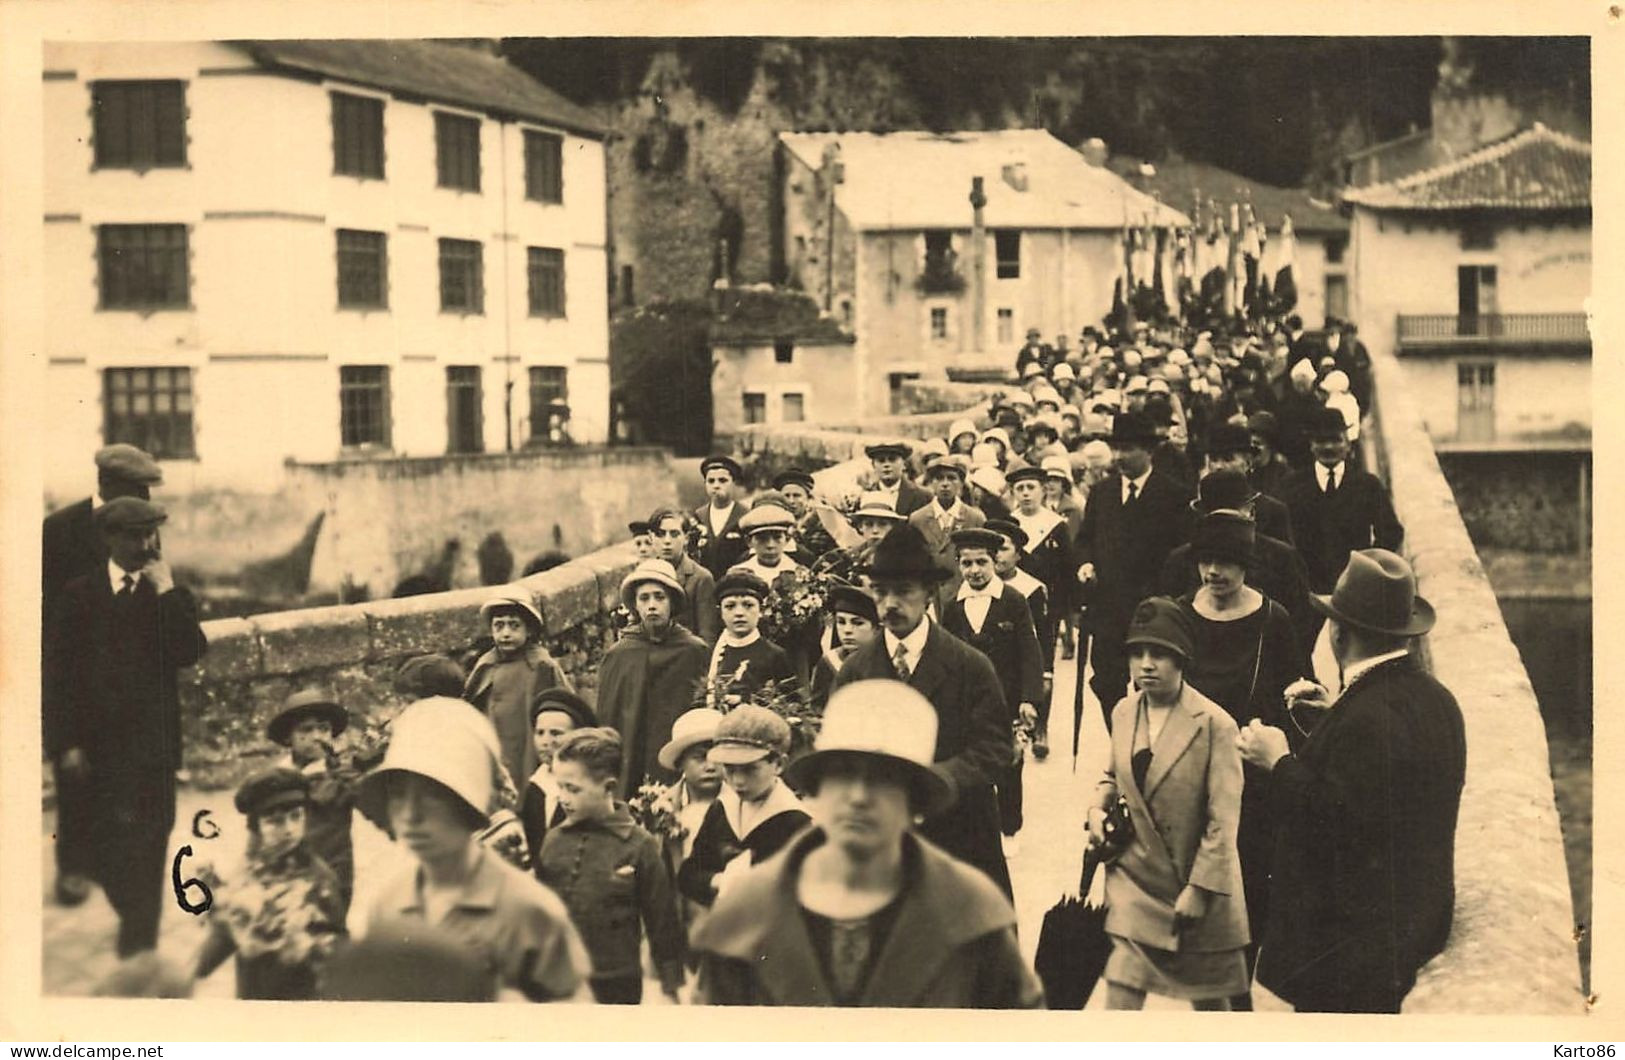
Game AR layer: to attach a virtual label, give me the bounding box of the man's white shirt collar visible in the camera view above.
[708,501,736,534]
[957,579,1002,601]
[1339,648,1408,691]
[109,559,140,593]
[1121,468,1152,504]
[883,618,932,671]
[1316,461,1345,490]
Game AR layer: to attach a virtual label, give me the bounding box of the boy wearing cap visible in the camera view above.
[537,728,685,1004]
[597,559,712,794]
[864,440,931,517]
[360,698,591,1002]
[908,455,986,588]
[521,688,599,873]
[266,688,365,918]
[43,496,208,957]
[629,520,656,560]
[692,680,1042,1008]
[734,504,804,589]
[773,468,839,563]
[694,456,749,579]
[678,706,810,909]
[809,583,880,711]
[464,590,575,792]
[191,768,346,999]
[708,569,801,702]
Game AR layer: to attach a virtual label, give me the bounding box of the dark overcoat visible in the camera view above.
[1257,655,1466,1013]
[831,621,1013,898]
[1073,470,1193,642]
[1280,466,1404,593]
[939,584,1045,719]
[692,502,748,581]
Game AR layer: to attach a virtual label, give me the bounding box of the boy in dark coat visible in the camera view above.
[464,590,574,794]
[707,569,801,704]
[537,728,685,1004]
[521,688,599,878]
[192,768,347,999]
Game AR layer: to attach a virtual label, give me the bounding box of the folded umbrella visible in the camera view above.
[1033,847,1110,1010]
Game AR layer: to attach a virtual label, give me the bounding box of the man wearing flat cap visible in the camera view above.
[864,440,931,518]
[1239,549,1465,1013]
[41,444,163,905]
[693,455,749,580]
[43,496,208,957]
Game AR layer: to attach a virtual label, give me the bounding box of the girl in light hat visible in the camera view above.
[358,697,591,1002]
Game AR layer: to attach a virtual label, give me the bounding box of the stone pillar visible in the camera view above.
[969,176,987,354]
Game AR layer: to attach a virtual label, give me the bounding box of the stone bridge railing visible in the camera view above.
[1364,345,1584,1014]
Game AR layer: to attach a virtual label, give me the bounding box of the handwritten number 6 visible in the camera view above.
[172,844,213,914]
[192,809,218,840]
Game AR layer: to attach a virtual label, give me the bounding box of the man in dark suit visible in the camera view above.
[1240,549,1466,1013]
[864,440,931,518]
[41,443,164,906]
[1074,412,1193,727]
[1281,408,1404,595]
[1203,423,1293,543]
[692,455,749,580]
[831,524,1013,899]
[1158,469,1318,660]
[940,527,1044,841]
[43,498,208,957]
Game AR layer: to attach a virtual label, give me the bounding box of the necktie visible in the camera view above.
[892,643,912,682]
[1325,469,1337,495]
[1125,481,1139,504]
[119,574,135,597]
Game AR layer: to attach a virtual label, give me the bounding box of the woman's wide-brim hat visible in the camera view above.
[658,707,725,771]
[620,558,687,611]
[356,698,500,832]
[785,679,955,817]
[863,523,952,584]
[1310,548,1435,637]
[480,589,544,639]
[267,687,349,746]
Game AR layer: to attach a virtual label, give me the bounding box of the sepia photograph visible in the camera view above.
[2,3,1612,1043]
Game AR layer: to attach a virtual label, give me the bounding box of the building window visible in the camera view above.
[524,130,563,203]
[1460,222,1496,251]
[1457,264,1498,334]
[996,307,1014,345]
[339,366,391,449]
[774,340,795,365]
[743,392,767,425]
[1324,234,1348,265]
[91,81,187,170]
[995,230,1021,279]
[920,231,961,294]
[104,367,194,459]
[526,247,565,317]
[97,224,189,309]
[336,229,387,308]
[434,112,481,192]
[439,238,484,313]
[446,366,483,454]
[930,306,948,339]
[1456,361,1495,443]
[529,366,570,445]
[782,392,805,423]
[1324,275,1348,325]
[331,92,384,179]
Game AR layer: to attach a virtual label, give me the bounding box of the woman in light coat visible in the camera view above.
[1088,596,1249,1010]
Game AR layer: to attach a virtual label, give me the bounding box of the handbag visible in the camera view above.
[1034,848,1111,1010]
[1098,793,1135,862]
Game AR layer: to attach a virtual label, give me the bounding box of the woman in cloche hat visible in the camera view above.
[690,680,1043,1008]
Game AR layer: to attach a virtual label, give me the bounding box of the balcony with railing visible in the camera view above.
[1397,312,1590,351]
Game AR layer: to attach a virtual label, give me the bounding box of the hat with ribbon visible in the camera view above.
[657,707,726,771]
[620,558,687,611]
[785,680,955,817]
[267,687,350,746]
[1124,596,1197,664]
[851,492,908,523]
[1310,548,1435,637]
[864,523,953,584]
[950,526,1006,555]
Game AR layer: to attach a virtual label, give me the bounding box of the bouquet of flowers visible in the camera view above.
[197,847,345,967]
[692,674,823,760]
[627,781,686,842]
[759,564,838,645]
[608,602,638,639]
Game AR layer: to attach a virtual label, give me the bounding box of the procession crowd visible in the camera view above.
[42,312,1466,1015]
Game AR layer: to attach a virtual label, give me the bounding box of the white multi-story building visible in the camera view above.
[42,39,610,502]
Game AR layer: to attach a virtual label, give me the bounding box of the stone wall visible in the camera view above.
[286,446,676,599]
[176,542,640,790]
[1366,344,1585,1013]
[893,379,1009,416]
[1438,450,1589,555]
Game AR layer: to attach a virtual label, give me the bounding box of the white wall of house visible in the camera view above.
[1390,355,1591,444]
[42,40,609,503]
[710,341,856,436]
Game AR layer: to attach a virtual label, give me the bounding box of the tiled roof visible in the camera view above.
[780,129,1189,232]
[1341,124,1589,211]
[239,40,605,138]
[1107,155,1347,234]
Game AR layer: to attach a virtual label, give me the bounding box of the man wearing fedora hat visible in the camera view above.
[1074,411,1194,728]
[832,524,1014,899]
[864,440,931,518]
[42,443,164,906]
[1238,549,1466,1013]
[692,681,1042,1008]
[1280,407,1403,596]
